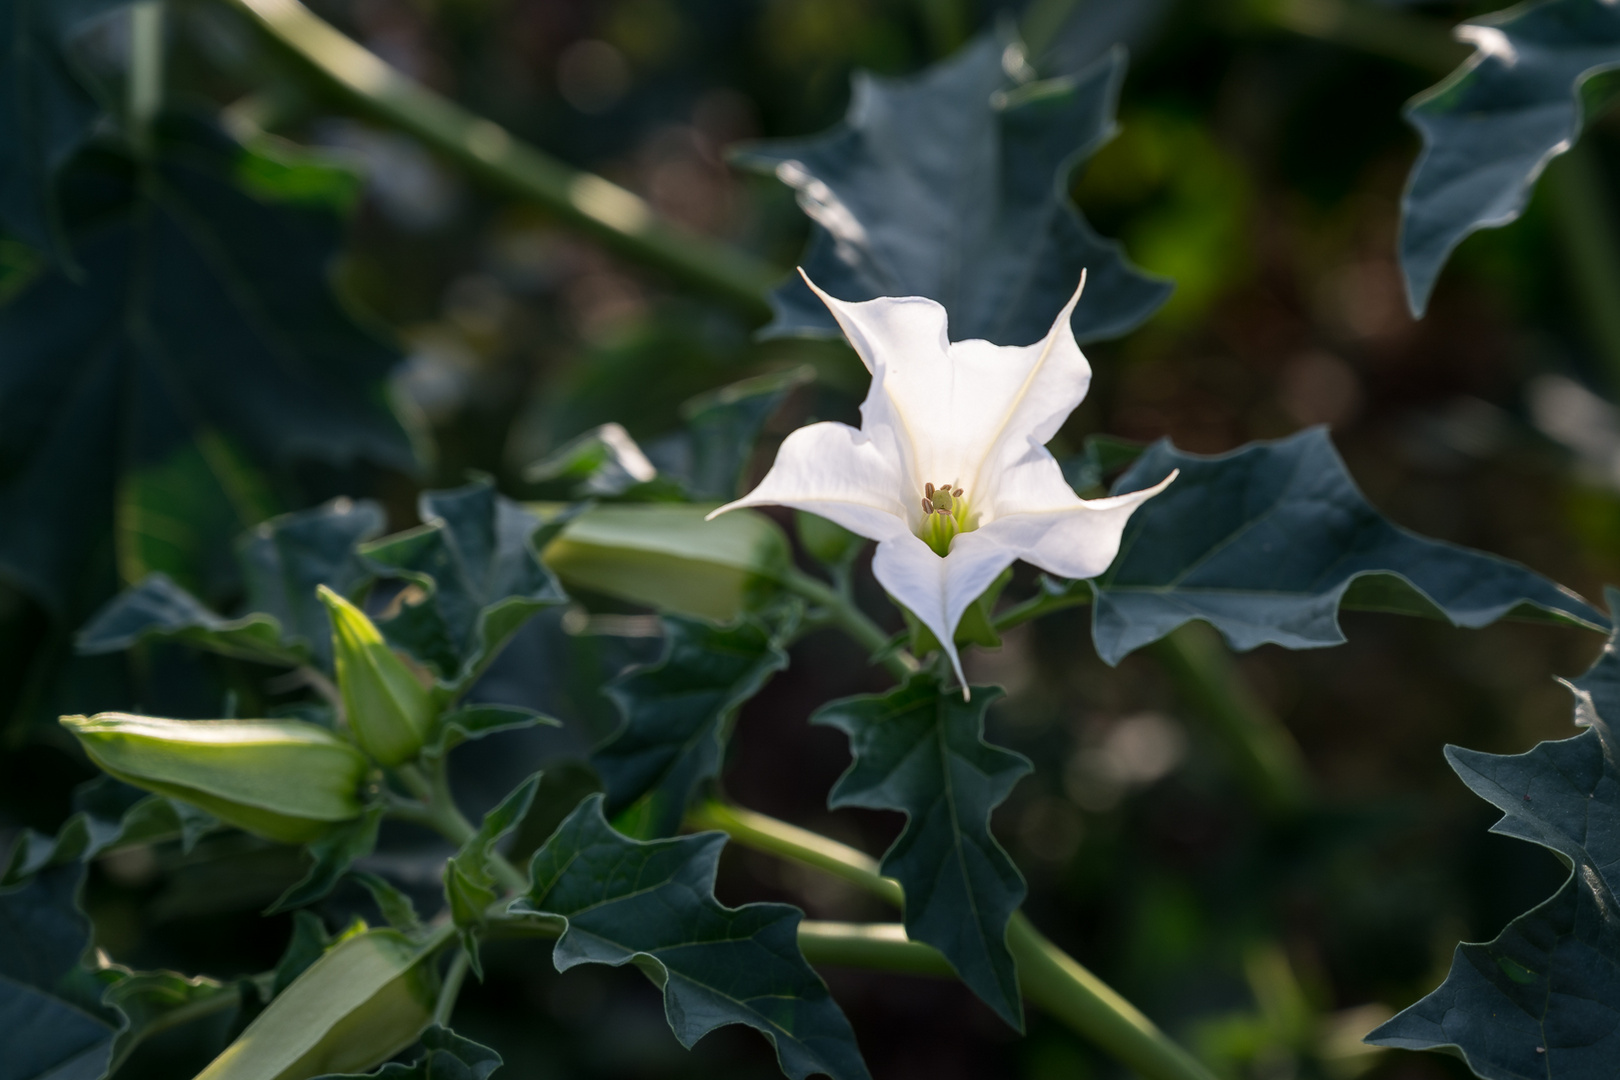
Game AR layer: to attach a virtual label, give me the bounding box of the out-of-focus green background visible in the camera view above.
[7,0,1620,1076]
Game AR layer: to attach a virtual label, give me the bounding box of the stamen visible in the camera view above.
[921,497,934,513]
[952,487,963,497]
[925,482,935,497]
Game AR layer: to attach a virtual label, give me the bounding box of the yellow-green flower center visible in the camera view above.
[919,481,975,556]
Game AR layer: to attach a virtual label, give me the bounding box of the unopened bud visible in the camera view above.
[60,714,369,844]
[541,503,789,622]
[195,927,437,1079]
[317,585,434,766]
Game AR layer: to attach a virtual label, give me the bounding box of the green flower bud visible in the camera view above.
[317,585,434,766]
[795,510,864,567]
[539,502,789,622]
[60,714,368,844]
[195,927,438,1080]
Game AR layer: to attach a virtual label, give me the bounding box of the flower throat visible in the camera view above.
[920,481,974,556]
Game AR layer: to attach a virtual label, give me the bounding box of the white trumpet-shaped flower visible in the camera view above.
[710,271,1176,686]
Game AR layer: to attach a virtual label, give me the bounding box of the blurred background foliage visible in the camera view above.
[5,0,1620,1077]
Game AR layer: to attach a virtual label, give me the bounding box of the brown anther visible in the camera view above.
[936,506,951,516]
[952,487,963,497]
[925,482,935,497]
[921,497,934,513]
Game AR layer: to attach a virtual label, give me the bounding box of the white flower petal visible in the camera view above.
[955,470,1178,582]
[872,530,1016,689]
[707,420,910,541]
[800,270,951,377]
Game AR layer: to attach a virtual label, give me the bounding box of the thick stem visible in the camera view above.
[781,568,918,682]
[221,0,774,321]
[992,581,1092,634]
[692,800,1217,1080]
[796,921,956,977]
[128,1,165,152]
[687,800,902,906]
[1149,624,1311,817]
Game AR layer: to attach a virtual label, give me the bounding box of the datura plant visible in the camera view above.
[8,4,1620,1080]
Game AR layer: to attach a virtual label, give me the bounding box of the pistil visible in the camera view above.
[919,481,969,556]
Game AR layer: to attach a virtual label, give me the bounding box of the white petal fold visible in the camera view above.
[709,271,1173,694]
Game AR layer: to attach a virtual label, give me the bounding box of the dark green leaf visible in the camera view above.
[446,774,539,977]
[268,805,384,914]
[101,967,238,1073]
[657,368,814,500]
[0,0,126,258]
[1091,427,1606,665]
[271,911,333,997]
[75,572,303,667]
[429,704,555,758]
[1367,586,1620,1079]
[0,115,411,622]
[364,478,565,690]
[0,862,118,1080]
[812,675,1030,1030]
[511,795,871,1080]
[351,873,424,938]
[1059,434,1146,495]
[593,615,790,838]
[4,777,214,886]
[734,35,1170,345]
[1399,0,1620,314]
[238,498,389,670]
[310,1025,502,1079]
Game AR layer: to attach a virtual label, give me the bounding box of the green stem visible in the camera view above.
[796,921,956,977]
[686,800,903,906]
[691,800,1217,1080]
[128,1,165,152]
[1149,624,1311,817]
[782,568,919,682]
[992,580,1092,634]
[392,760,530,894]
[220,0,775,320]
[435,947,471,1026]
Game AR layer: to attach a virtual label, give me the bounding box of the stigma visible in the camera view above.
[918,481,970,556]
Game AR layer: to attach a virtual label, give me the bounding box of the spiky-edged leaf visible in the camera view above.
[0,115,410,622]
[735,35,1170,345]
[812,675,1030,1029]
[75,572,303,667]
[446,775,539,976]
[593,615,789,838]
[1367,587,1620,1079]
[1089,427,1605,665]
[364,479,565,690]
[511,795,871,1080]
[4,777,215,886]
[1398,0,1620,314]
[429,704,554,758]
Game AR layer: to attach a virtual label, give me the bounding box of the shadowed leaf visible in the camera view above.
[735,34,1170,345]
[812,675,1030,1030]
[1089,427,1605,665]
[510,795,871,1080]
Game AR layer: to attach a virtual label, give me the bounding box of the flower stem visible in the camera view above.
[991,580,1093,634]
[781,568,918,682]
[435,947,471,1026]
[220,0,775,320]
[688,799,1218,1080]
